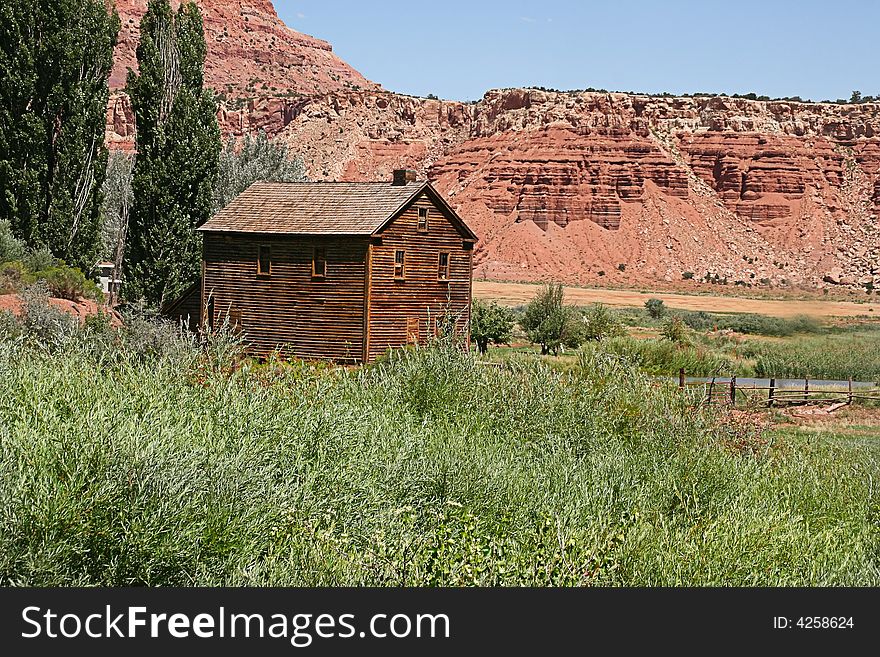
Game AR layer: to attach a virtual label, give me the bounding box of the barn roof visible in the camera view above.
[198,180,476,240]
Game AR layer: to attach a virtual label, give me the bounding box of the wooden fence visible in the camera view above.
[678,370,880,408]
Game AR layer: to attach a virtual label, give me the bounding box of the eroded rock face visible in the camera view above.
[112,1,378,95]
[104,1,880,291]
[430,129,688,231]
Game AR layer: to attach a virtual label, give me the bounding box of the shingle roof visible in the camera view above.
[198,181,429,235]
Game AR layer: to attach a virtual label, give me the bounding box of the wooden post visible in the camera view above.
[804,377,809,403]
[848,377,853,405]
[679,368,686,389]
[730,376,737,406]
[708,377,716,405]
[769,378,776,408]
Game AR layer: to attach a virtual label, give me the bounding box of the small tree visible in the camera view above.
[661,315,689,344]
[582,303,626,342]
[645,298,666,319]
[214,131,308,212]
[521,283,584,355]
[470,299,514,354]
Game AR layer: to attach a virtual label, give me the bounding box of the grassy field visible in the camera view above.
[1,309,879,586]
[475,281,880,318]
[482,298,880,382]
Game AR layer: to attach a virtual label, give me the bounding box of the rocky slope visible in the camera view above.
[268,89,880,291]
[111,1,377,95]
[107,0,379,149]
[105,2,880,292]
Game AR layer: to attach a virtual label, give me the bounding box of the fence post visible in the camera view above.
[804,377,809,403]
[708,377,716,405]
[848,377,853,405]
[730,376,737,406]
[769,378,776,408]
[679,368,685,389]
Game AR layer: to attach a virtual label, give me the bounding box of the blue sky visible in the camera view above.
[274,0,879,102]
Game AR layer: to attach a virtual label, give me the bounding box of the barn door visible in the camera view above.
[406,317,420,344]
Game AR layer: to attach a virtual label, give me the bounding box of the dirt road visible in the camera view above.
[474,281,878,318]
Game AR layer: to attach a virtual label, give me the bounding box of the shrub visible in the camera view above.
[661,316,689,344]
[23,247,57,272]
[585,336,748,377]
[645,298,666,319]
[32,265,103,302]
[0,220,25,263]
[682,271,695,280]
[16,283,81,350]
[680,311,715,331]
[582,303,626,342]
[0,261,31,294]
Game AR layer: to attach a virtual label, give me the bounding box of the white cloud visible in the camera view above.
[519,16,537,23]
[296,12,306,19]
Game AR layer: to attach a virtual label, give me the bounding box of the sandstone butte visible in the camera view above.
[107,1,880,293]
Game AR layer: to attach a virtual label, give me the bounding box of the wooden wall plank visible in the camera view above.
[366,191,472,362]
[203,233,369,362]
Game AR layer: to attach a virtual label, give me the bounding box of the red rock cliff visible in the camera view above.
[105,2,880,292]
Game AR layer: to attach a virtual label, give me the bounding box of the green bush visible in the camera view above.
[644,298,666,319]
[582,303,626,342]
[660,316,689,344]
[0,261,31,294]
[591,336,747,377]
[0,220,25,263]
[521,283,585,355]
[31,265,103,302]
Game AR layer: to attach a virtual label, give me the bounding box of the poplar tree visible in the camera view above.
[125,0,220,307]
[0,0,119,270]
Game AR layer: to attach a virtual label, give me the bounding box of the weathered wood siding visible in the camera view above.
[203,233,369,362]
[163,282,201,332]
[366,191,473,362]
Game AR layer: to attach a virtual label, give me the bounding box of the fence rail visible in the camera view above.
[678,370,880,408]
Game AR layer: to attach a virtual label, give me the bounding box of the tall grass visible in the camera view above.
[586,336,753,377]
[744,331,880,382]
[0,319,878,586]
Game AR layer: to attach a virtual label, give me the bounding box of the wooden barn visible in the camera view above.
[187,170,477,363]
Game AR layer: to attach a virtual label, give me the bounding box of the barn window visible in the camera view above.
[438,252,450,280]
[418,207,429,232]
[257,245,271,276]
[313,247,327,278]
[394,250,406,279]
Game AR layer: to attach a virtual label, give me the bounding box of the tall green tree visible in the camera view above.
[125,0,220,307]
[0,0,119,270]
